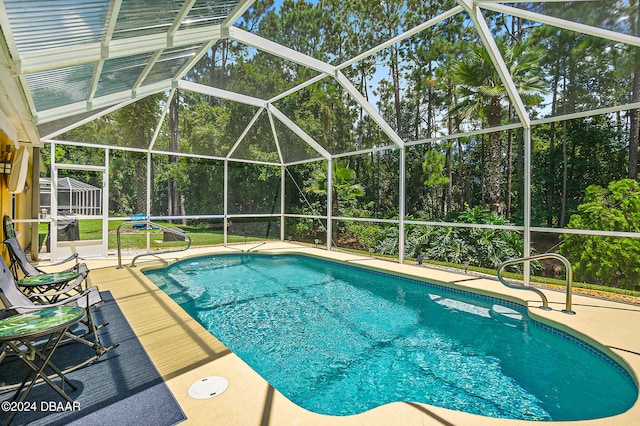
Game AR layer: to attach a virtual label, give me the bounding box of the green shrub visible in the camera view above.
[559,179,640,290]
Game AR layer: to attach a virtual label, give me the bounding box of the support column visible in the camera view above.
[523,127,532,285]
[326,158,332,250]
[224,159,228,246]
[103,148,110,257]
[281,165,285,241]
[146,152,151,218]
[30,147,40,261]
[399,147,406,263]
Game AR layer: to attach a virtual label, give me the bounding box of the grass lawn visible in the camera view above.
[39,219,266,250]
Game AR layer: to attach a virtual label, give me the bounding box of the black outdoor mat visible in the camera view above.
[0,291,187,425]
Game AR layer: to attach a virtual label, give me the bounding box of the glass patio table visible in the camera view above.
[17,271,80,302]
[0,306,85,425]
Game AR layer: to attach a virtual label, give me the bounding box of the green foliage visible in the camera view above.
[345,222,388,250]
[422,150,449,187]
[306,161,364,209]
[412,206,533,271]
[559,179,640,290]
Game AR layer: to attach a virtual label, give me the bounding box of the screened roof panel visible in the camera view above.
[26,63,95,111]
[218,49,322,100]
[272,118,325,164]
[229,112,280,162]
[4,0,110,52]
[515,20,639,119]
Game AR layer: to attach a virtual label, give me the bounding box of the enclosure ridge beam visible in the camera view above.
[460,0,531,128]
[228,27,336,76]
[481,3,640,48]
[268,104,331,160]
[334,71,405,148]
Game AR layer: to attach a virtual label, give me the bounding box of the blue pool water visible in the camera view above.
[145,254,638,421]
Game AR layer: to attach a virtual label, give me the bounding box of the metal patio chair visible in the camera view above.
[0,256,118,367]
[3,215,88,295]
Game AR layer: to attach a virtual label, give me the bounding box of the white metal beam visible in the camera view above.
[267,109,284,164]
[339,6,464,70]
[102,0,123,52]
[174,40,217,82]
[228,27,335,76]
[227,108,265,159]
[168,0,199,47]
[268,104,331,160]
[133,50,164,93]
[149,89,177,151]
[0,1,20,65]
[0,54,39,143]
[223,0,255,28]
[268,74,329,104]
[458,0,531,128]
[481,2,640,48]
[88,60,106,106]
[334,71,405,148]
[179,80,267,108]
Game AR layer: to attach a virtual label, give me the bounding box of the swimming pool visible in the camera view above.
[144,253,637,421]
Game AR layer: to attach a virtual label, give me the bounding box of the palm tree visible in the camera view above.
[453,35,547,213]
[307,161,364,215]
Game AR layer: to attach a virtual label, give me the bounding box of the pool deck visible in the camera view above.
[69,243,640,425]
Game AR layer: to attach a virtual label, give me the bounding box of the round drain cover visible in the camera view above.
[188,376,229,399]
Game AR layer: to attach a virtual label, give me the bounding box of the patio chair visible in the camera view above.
[0,256,118,363]
[3,236,85,280]
[3,216,88,295]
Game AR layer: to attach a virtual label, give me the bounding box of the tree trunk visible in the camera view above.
[390,46,402,136]
[548,66,559,227]
[629,2,640,179]
[487,96,503,213]
[168,91,180,221]
[506,105,514,219]
[560,61,569,227]
[209,42,219,106]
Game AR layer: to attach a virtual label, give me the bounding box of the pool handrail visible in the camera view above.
[497,253,575,314]
[116,220,191,269]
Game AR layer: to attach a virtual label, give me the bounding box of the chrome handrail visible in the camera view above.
[497,253,575,314]
[117,220,191,268]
